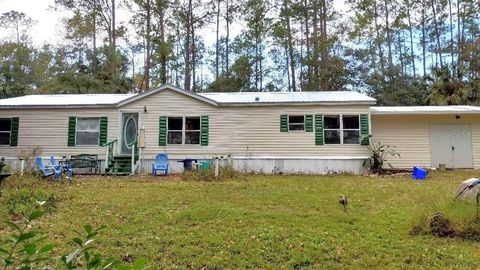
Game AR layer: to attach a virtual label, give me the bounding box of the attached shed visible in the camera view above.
[371,106,480,169]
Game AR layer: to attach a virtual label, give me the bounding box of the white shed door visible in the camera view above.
[429,124,473,169]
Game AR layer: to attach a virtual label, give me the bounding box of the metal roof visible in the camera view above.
[198,91,376,105]
[371,106,480,115]
[0,94,136,108]
[0,86,376,108]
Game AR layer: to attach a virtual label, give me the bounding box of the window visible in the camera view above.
[167,116,201,145]
[76,118,100,145]
[324,115,340,144]
[288,115,305,131]
[343,115,360,144]
[324,115,360,144]
[167,117,183,144]
[0,118,11,145]
[185,117,200,144]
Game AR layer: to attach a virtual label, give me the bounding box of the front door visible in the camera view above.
[430,124,473,169]
[120,113,139,155]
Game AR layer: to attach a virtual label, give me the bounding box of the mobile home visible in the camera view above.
[0,85,479,174]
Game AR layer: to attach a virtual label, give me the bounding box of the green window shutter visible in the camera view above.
[10,117,19,147]
[280,114,288,132]
[68,117,76,146]
[315,114,324,145]
[360,114,370,145]
[99,117,108,146]
[159,116,167,146]
[201,115,209,146]
[305,115,313,132]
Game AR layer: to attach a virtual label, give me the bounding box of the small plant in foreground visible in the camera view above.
[1,204,147,270]
[61,224,146,270]
[0,202,54,270]
[363,137,400,174]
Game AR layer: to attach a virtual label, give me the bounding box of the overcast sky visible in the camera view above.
[0,0,349,47]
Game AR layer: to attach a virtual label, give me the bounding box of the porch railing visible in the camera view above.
[102,139,117,172]
[127,138,139,174]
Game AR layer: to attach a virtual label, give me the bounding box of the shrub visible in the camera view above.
[430,213,455,237]
[180,165,244,182]
[363,137,400,174]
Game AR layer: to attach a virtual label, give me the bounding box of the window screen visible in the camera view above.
[0,118,11,145]
[288,115,305,131]
[76,118,100,145]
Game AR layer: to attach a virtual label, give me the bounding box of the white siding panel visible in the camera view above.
[123,89,371,159]
[0,109,118,159]
[371,114,480,169]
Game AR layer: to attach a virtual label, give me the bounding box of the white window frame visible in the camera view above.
[75,117,100,146]
[0,118,11,146]
[342,115,361,144]
[288,115,305,131]
[167,116,201,145]
[323,115,360,145]
[184,116,201,145]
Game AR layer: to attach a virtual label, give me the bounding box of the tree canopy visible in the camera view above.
[0,0,479,106]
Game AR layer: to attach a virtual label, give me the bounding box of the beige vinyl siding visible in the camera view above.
[0,89,371,160]
[122,89,371,159]
[0,108,118,159]
[371,114,480,169]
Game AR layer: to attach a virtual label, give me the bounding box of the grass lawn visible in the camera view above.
[1,171,480,269]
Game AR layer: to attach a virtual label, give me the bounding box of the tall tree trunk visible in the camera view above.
[92,2,97,54]
[184,0,192,91]
[259,40,263,91]
[384,0,393,69]
[312,0,319,85]
[421,0,427,76]
[320,0,328,90]
[176,22,180,86]
[158,3,167,84]
[225,0,230,77]
[448,0,454,66]
[406,0,416,77]
[111,0,116,50]
[303,0,311,88]
[191,20,196,91]
[255,36,259,90]
[431,0,443,67]
[144,0,151,91]
[283,0,296,91]
[457,0,462,69]
[374,1,385,73]
[285,44,291,91]
[215,0,220,79]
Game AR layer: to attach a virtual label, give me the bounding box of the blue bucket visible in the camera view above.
[412,166,427,180]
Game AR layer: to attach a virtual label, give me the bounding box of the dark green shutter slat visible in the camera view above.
[305,115,313,132]
[315,114,323,145]
[280,114,288,132]
[10,117,19,146]
[201,115,209,146]
[68,117,76,146]
[360,114,370,145]
[99,117,108,146]
[159,116,167,146]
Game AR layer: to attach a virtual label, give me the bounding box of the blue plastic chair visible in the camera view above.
[50,156,73,179]
[152,154,169,176]
[35,156,62,180]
